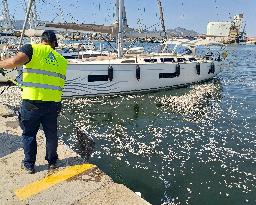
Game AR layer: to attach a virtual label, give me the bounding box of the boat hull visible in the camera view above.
[64,61,223,97]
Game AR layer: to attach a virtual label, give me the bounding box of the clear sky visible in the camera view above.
[6,0,256,36]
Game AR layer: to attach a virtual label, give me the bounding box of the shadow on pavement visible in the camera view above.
[0,132,22,158]
[36,156,88,172]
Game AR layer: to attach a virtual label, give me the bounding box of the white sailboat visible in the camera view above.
[1,0,225,96]
[63,0,224,97]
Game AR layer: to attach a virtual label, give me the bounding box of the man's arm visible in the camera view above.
[0,52,29,69]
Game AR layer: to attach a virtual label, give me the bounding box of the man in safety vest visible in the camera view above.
[0,30,68,174]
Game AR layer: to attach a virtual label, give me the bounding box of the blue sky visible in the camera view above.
[6,0,256,36]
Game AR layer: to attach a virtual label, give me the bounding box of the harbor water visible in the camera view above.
[59,45,256,205]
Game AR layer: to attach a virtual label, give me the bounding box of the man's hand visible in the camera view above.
[0,68,5,76]
[0,52,29,69]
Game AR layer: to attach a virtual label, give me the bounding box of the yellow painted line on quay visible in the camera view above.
[15,163,96,201]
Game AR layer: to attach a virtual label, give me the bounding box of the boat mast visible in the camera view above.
[28,0,38,29]
[2,0,14,32]
[117,0,124,58]
[157,0,167,40]
[115,0,119,24]
[18,0,34,48]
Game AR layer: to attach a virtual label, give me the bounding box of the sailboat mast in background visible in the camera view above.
[2,0,14,32]
[157,0,167,39]
[117,0,124,58]
[28,0,38,29]
[18,0,34,48]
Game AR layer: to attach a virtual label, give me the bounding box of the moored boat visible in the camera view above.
[0,0,226,97]
[64,51,224,97]
[62,0,225,97]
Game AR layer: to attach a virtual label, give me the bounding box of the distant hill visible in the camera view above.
[167,27,199,37]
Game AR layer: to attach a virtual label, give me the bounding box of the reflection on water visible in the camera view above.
[156,81,222,123]
[59,45,256,205]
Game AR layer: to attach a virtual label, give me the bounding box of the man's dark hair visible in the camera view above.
[41,30,58,48]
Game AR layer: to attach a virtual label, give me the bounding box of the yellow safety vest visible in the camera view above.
[22,44,68,102]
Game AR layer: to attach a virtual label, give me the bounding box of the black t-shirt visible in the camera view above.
[19,44,33,64]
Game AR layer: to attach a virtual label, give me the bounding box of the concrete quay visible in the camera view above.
[0,103,150,205]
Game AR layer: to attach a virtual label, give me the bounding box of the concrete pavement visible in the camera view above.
[0,104,150,205]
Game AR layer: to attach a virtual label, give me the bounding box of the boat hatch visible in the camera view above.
[160,58,175,63]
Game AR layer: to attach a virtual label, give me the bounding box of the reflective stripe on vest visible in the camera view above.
[23,68,66,80]
[22,82,63,91]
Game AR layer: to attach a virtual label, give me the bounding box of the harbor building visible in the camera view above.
[206,14,244,43]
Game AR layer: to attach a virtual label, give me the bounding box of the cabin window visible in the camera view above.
[88,75,108,82]
[160,58,175,63]
[159,73,177,78]
[144,58,157,63]
[177,58,186,62]
[189,58,196,62]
